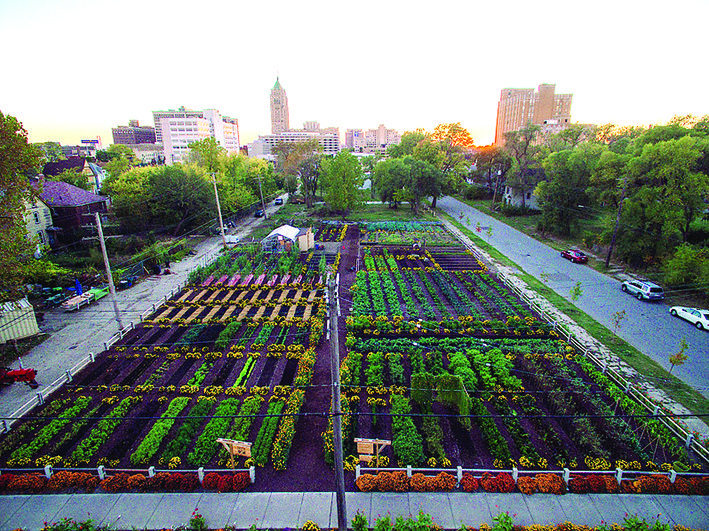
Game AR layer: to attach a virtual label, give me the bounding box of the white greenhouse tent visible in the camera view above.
[261,225,314,253]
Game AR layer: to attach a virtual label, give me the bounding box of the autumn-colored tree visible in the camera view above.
[429,122,475,149]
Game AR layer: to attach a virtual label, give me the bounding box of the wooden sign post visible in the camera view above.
[217,438,252,470]
[354,438,391,471]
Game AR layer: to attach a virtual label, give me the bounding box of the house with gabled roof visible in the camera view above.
[38,180,109,243]
[42,157,107,193]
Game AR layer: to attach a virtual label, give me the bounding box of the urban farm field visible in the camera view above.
[0,222,705,495]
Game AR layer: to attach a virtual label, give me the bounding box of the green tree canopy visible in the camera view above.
[188,137,226,174]
[0,112,43,301]
[321,151,363,215]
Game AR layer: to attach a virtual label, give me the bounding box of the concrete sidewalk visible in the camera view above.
[1,491,708,530]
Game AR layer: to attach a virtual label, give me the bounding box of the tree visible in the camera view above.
[429,122,475,149]
[147,165,214,235]
[415,124,473,207]
[668,338,689,373]
[297,155,322,208]
[374,158,409,207]
[0,112,42,301]
[472,145,513,207]
[569,281,583,302]
[536,142,604,236]
[503,124,543,208]
[104,156,132,179]
[101,166,153,232]
[321,151,363,216]
[221,154,271,212]
[611,309,627,335]
[49,167,91,190]
[402,157,443,214]
[273,138,321,178]
[188,137,226,174]
[34,141,64,163]
[386,130,426,158]
[630,135,709,243]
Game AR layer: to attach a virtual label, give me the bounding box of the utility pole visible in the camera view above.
[95,213,124,332]
[256,172,268,220]
[605,177,627,269]
[211,173,227,248]
[328,273,346,531]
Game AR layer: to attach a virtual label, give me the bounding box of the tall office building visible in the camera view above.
[494,84,572,145]
[152,107,240,164]
[270,77,290,134]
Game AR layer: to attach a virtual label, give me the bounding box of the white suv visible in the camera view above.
[621,280,664,301]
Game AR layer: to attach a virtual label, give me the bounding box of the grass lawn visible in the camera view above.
[446,213,709,416]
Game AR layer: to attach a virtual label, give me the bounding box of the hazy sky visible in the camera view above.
[1,0,707,148]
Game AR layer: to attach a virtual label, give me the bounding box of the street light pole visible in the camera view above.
[256,172,268,220]
[211,173,227,248]
[95,212,123,332]
[328,273,346,531]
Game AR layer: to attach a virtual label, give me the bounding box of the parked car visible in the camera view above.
[560,249,588,263]
[290,197,305,204]
[669,306,709,330]
[621,280,664,301]
[254,209,264,218]
[274,198,283,205]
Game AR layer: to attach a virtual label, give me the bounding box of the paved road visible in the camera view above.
[438,196,709,399]
[0,197,287,421]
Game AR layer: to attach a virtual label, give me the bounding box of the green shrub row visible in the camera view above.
[11,396,92,462]
[70,396,141,464]
[161,400,214,462]
[187,398,241,466]
[252,400,285,466]
[130,397,190,465]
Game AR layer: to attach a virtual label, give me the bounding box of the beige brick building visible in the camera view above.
[494,84,572,145]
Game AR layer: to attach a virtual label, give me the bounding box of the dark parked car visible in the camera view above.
[254,209,264,218]
[561,249,588,263]
[274,198,283,205]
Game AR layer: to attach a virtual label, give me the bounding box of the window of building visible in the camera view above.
[33,212,40,224]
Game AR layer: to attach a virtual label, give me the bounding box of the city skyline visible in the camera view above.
[1,0,707,148]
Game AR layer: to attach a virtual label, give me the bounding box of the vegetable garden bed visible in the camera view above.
[1,224,706,495]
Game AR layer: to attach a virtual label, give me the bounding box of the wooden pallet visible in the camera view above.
[202,306,221,322]
[249,290,263,304]
[175,289,194,303]
[186,307,208,323]
[237,306,251,320]
[278,289,290,303]
[286,305,298,320]
[269,305,282,320]
[220,305,239,322]
[254,306,267,320]
[303,304,313,320]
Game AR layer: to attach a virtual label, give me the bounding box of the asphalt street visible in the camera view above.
[437,196,709,399]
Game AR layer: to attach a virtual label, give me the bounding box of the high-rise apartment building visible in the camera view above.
[152,107,240,164]
[270,78,290,134]
[494,84,572,145]
[112,120,156,145]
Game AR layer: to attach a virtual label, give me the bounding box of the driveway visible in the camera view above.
[438,196,709,399]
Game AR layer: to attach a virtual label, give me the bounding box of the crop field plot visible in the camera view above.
[0,223,705,494]
[360,221,458,246]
